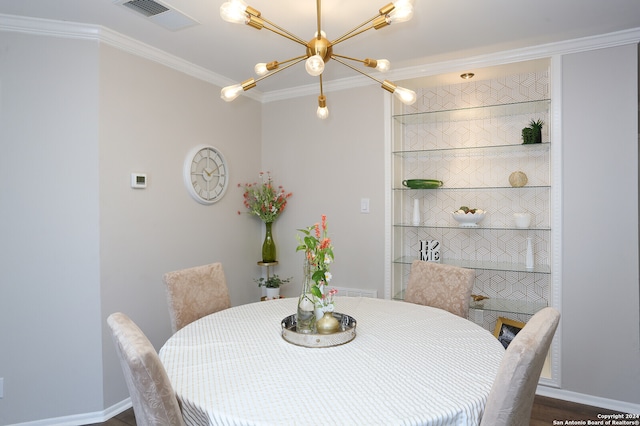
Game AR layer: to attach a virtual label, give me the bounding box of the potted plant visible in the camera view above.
[255,274,292,300]
[522,119,544,144]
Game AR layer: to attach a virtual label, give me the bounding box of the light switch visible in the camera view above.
[360,198,370,213]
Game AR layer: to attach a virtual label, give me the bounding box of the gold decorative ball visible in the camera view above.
[509,171,528,187]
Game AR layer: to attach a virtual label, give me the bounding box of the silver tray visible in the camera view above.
[281,313,357,348]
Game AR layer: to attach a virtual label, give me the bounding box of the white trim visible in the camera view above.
[537,385,640,415]
[1,13,638,104]
[7,398,132,426]
[548,54,564,388]
[383,93,393,300]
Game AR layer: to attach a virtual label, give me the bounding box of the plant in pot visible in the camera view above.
[522,119,544,144]
[255,274,292,300]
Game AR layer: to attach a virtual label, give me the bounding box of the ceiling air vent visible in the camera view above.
[114,0,199,31]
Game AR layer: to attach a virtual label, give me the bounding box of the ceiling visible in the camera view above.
[1,0,639,95]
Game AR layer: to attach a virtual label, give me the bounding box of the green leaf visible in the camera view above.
[311,286,322,298]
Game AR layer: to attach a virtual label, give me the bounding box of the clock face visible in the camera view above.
[183,145,229,204]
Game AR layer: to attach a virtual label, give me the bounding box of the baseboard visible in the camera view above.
[537,385,640,414]
[8,398,132,426]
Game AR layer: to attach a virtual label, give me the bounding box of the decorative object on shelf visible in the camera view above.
[493,317,525,349]
[508,171,528,188]
[471,294,489,301]
[239,171,293,262]
[281,313,357,347]
[296,214,337,321]
[526,236,534,269]
[522,119,544,144]
[419,240,440,262]
[514,212,532,229]
[412,199,421,225]
[219,0,417,119]
[316,312,341,334]
[402,179,443,189]
[183,145,229,204]
[255,274,292,300]
[296,259,316,333]
[452,206,486,228]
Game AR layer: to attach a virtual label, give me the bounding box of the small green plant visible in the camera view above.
[254,274,292,288]
[522,119,544,144]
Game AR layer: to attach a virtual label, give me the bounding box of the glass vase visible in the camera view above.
[296,258,315,333]
[262,221,276,262]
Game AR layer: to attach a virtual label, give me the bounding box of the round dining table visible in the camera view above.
[159,296,505,426]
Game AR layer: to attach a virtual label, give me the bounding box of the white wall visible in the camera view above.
[260,87,388,299]
[560,43,640,404]
[0,34,264,423]
[0,34,104,423]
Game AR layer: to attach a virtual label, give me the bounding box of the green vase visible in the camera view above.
[262,221,276,262]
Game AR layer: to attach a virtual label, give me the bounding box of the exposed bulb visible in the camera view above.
[376,59,391,72]
[314,30,327,38]
[316,95,329,119]
[393,86,417,105]
[220,0,248,24]
[220,84,243,102]
[316,105,329,119]
[305,54,325,76]
[389,0,414,23]
[254,63,268,76]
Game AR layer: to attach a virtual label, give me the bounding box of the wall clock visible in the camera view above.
[183,145,229,204]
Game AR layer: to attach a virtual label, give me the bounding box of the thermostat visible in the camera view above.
[131,173,147,189]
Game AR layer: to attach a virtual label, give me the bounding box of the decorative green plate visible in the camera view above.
[402,179,443,189]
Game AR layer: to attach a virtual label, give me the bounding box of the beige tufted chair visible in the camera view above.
[107,312,185,426]
[480,307,561,426]
[404,260,476,318]
[163,262,231,333]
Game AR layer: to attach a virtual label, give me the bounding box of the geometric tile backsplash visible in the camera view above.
[391,70,551,330]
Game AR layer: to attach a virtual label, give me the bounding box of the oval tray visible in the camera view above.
[281,313,357,348]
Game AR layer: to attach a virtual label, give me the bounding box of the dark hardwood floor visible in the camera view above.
[87,395,628,425]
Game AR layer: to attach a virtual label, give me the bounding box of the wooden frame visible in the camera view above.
[493,316,526,349]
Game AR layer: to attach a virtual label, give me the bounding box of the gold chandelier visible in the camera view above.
[219,0,417,119]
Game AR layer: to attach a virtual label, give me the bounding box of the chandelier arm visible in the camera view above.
[319,74,324,96]
[258,17,308,46]
[331,14,382,45]
[273,55,308,66]
[253,57,306,84]
[316,0,322,39]
[332,53,367,65]
[331,56,384,85]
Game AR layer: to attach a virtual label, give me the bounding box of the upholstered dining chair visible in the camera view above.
[404,260,476,317]
[480,307,561,426]
[107,312,185,426]
[163,262,231,333]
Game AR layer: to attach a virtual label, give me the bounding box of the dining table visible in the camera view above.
[159,296,505,426]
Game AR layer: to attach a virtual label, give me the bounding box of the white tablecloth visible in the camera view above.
[159,297,505,426]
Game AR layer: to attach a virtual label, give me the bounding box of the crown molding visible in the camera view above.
[2,13,638,104]
[0,13,264,102]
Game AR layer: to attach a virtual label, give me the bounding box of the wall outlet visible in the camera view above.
[0,377,4,398]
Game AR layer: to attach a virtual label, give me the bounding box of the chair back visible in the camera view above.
[404,260,475,317]
[163,262,231,333]
[107,312,185,426]
[480,307,561,426]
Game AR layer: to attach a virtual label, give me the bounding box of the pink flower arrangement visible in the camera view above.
[296,214,337,312]
[238,172,292,223]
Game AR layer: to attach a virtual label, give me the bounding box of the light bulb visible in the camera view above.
[393,86,417,105]
[314,30,327,38]
[376,59,391,72]
[317,106,329,119]
[220,83,243,102]
[254,63,268,76]
[389,0,414,23]
[220,0,248,24]
[305,54,325,76]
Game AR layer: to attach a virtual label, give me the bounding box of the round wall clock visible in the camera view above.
[183,145,229,204]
